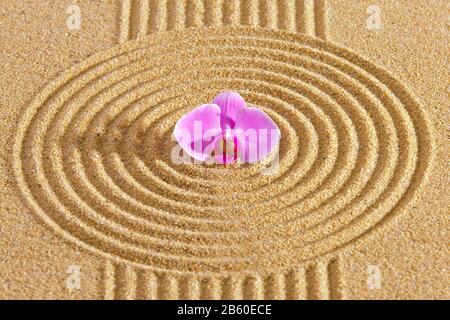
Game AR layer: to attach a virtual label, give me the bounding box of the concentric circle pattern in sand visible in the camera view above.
[13,27,433,273]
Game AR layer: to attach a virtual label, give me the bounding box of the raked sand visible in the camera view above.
[0,0,448,299]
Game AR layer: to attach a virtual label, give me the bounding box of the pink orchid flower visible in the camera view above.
[174,91,281,164]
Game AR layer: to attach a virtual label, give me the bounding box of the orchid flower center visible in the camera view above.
[213,130,238,164]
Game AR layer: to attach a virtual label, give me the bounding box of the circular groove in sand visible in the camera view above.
[13,28,433,272]
[78,58,363,216]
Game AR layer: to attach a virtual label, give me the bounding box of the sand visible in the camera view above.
[0,0,448,300]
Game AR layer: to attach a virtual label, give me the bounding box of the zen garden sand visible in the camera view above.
[0,0,448,299]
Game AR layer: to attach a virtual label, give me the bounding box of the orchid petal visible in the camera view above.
[234,107,281,163]
[213,91,246,130]
[173,104,222,161]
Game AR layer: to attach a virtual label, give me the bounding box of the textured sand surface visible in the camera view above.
[0,0,448,299]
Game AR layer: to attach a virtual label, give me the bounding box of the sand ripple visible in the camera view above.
[13,27,433,273]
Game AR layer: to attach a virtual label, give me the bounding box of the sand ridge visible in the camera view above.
[13,27,433,275]
[102,258,344,299]
[119,0,328,42]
